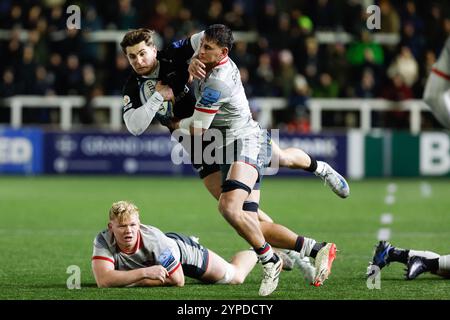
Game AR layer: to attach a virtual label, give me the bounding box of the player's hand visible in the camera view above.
[144,265,169,283]
[189,57,206,80]
[155,81,174,101]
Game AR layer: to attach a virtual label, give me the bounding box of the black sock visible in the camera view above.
[310,242,326,259]
[294,236,304,253]
[388,248,409,264]
[305,155,318,173]
[424,258,439,272]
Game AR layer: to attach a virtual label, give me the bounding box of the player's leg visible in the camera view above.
[201,249,258,284]
[218,162,266,249]
[369,241,441,276]
[406,254,450,280]
[203,170,275,224]
[271,141,350,198]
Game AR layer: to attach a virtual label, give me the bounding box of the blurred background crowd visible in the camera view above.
[0,0,449,130]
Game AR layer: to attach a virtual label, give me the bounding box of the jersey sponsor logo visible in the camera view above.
[159,248,175,269]
[200,87,221,106]
[171,38,189,49]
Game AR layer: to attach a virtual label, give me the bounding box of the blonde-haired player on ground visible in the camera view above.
[91,201,258,287]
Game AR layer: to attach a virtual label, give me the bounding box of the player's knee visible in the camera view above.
[218,198,239,220]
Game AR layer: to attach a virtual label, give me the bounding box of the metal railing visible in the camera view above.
[1,96,431,133]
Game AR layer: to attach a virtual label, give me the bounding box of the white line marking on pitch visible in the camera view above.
[384,194,395,205]
[377,228,391,241]
[380,213,393,225]
[387,183,397,194]
[420,182,432,198]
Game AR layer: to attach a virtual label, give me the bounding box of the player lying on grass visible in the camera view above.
[368,241,450,280]
[423,36,450,129]
[92,201,258,288]
[92,201,337,289]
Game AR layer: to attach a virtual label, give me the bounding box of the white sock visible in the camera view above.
[438,255,450,272]
[408,250,440,260]
[315,161,326,175]
[299,237,316,258]
[258,246,274,264]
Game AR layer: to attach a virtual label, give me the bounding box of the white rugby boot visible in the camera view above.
[315,161,350,198]
[259,255,282,296]
[313,243,337,287]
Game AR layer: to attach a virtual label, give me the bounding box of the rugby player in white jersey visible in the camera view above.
[368,241,450,280]
[423,36,450,129]
[169,24,337,295]
[92,201,258,287]
[120,27,340,295]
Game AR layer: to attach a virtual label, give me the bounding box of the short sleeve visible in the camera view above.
[92,233,115,265]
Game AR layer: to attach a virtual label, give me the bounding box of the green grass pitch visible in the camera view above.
[0,176,449,300]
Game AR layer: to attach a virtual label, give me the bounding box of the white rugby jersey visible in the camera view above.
[92,224,181,275]
[433,37,450,75]
[190,36,260,142]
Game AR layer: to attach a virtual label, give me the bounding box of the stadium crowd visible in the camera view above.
[1,0,449,129]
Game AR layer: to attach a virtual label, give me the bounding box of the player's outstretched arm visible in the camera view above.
[92,259,172,288]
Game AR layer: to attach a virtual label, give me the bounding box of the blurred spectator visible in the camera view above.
[3,4,23,29]
[28,29,48,65]
[33,66,54,95]
[326,43,351,97]
[302,37,322,90]
[17,45,37,94]
[274,49,297,98]
[78,64,98,124]
[424,3,446,51]
[339,0,363,36]
[0,68,19,97]
[312,73,339,98]
[3,29,23,69]
[382,73,414,101]
[387,46,419,88]
[230,41,254,71]
[253,53,275,96]
[206,0,225,26]
[400,22,425,60]
[47,53,65,95]
[347,31,384,66]
[313,0,337,30]
[224,1,250,31]
[380,0,400,34]
[117,0,138,30]
[107,53,131,95]
[64,54,83,95]
[288,74,310,115]
[355,69,377,98]
[239,67,255,98]
[401,0,424,35]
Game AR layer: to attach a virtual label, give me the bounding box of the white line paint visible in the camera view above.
[377,228,391,241]
[384,194,395,205]
[387,183,397,194]
[380,213,393,225]
[420,182,432,198]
